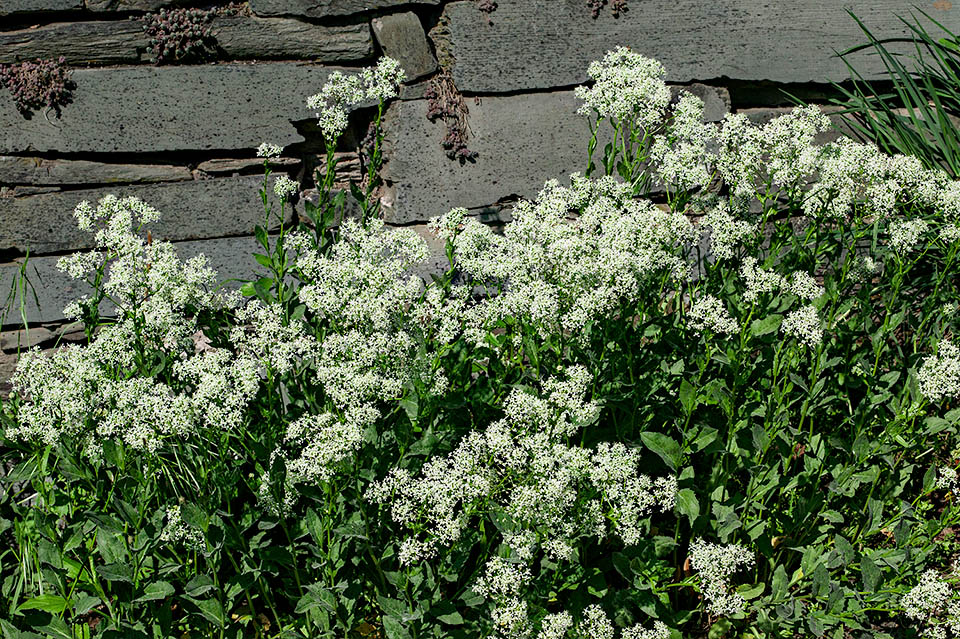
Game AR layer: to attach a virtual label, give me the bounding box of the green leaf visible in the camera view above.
[640,432,681,470]
[136,581,175,603]
[679,379,698,415]
[675,488,699,525]
[381,615,412,639]
[253,253,273,269]
[861,556,881,593]
[750,314,783,337]
[17,595,71,614]
[187,598,226,628]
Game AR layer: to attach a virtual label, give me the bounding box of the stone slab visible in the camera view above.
[195,156,301,176]
[433,0,958,92]
[372,11,436,82]
[0,156,192,185]
[0,0,81,16]
[0,174,298,254]
[207,17,372,62]
[84,0,180,11]
[379,87,728,224]
[0,21,146,65]
[0,62,351,154]
[0,18,371,65]
[249,0,441,18]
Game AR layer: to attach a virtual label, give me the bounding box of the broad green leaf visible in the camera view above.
[17,595,71,614]
[675,488,699,525]
[135,581,175,603]
[640,432,681,470]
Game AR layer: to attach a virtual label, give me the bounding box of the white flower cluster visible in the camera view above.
[273,174,299,199]
[7,197,259,461]
[688,539,755,616]
[306,57,405,141]
[687,294,738,336]
[901,569,960,639]
[649,92,716,192]
[780,305,823,349]
[698,196,754,260]
[574,46,671,129]
[937,466,960,497]
[788,271,824,301]
[919,340,960,403]
[160,505,204,550]
[739,257,786,303]
[230,300,317,376]
[369,367,675,636]
[433,174,697,346]
[715,113,765,199]
[888,218,930,254]
[257,142,283,158]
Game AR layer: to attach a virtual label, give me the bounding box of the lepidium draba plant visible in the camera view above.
[6,46,960,639]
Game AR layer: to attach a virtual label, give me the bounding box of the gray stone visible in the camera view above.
[0,174,298,254]
[433,0,954,92]
[0,156,192,185]
[379,88,726,224]
[195,156,300,176]
[1,326,54,352]
[0,21,147,65]
[674,84,730,124]
[0,0,81,16]
[372,12,436,81]
[206,17,372,62]
[249,0,441,18]
[0,62,350,154]
[0,18,371,65]
[85,0,187,11]
[304,151,362,186]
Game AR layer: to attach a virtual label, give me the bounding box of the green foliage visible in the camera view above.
[2,50,960,639]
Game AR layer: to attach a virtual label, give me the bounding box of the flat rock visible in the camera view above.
[0,62,350,154]
[1,326,55,352]
[0,0,81,16]
[372,12,436,81]
[0,156,192,185]
[380,88,728,224]
[433,0,952,92]
[249,0,441,18]
[0,18,371,65]
[207,17,372,62]
[84,0,190,11]
[196,156,301,176]
[0,21,146,65]
[0,174,298,254]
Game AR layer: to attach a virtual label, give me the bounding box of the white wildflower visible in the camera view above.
[688,539,755,617]
[740,257,786,303]
[574,46,672,129]
[160,505,204,550]
[788,271,824,301]
[888,218,929,254]
[257,142,283,158]
[781,305,823,348]
[701,198,754,260]
[577,605,614,639]
[273,174,299,199]
[918,340,960,403]
[688,295,738,335]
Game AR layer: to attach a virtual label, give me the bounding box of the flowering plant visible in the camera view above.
[2,50,960,639]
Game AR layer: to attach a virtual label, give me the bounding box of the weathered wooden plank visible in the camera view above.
[0,156,192,185]
[0,63,348,154]
[433,0,958,92]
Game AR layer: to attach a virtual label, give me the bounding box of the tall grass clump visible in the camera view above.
[2,48,960,639]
